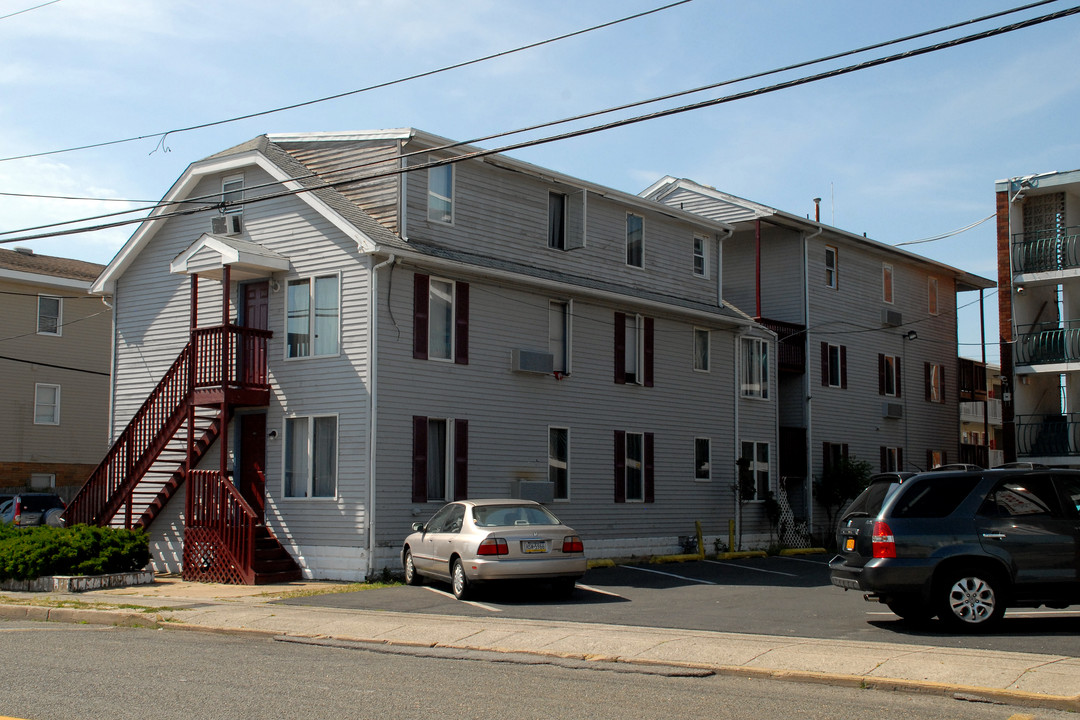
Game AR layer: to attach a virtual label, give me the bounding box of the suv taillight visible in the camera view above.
[871,521,896,558]
[477,538,509,556]
[12,497,22,526]
[562,535,584,553]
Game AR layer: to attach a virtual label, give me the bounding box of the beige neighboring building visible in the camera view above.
[958,358,1004,468]
[0,247,110,498]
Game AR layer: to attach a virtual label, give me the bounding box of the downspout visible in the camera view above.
[399,141,409,242]
[733,330,741,546]
[367,253,397,573]
[803,222,823,534]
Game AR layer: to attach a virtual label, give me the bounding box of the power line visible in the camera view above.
[3,4,1078,245]
[0,353,109,376]
[0,0,61,22]
[895,214,996,246]
[0,0,695,164]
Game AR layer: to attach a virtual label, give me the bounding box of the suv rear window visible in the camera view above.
[891,476,980,518]
[842,481,899,520]
[17,495,65,512]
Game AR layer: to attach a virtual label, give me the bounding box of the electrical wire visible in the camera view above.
[0,0,61,22]
[0,0,695,164]
[895,214,996,246]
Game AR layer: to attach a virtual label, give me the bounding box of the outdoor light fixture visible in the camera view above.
[905,330,918,341]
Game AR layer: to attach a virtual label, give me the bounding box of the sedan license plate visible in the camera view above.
[521,540,548,554]
[844,537,855,551]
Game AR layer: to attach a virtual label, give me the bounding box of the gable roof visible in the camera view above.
[0,247,104,291]
[643,176,995,293]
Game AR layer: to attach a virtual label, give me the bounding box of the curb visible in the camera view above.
[714,550,767,560]
[0,603,161,628]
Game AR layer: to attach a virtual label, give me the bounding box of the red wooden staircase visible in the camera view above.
[65,325,301,585]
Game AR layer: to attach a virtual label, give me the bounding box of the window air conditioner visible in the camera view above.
[211,214,243,235]
[881,309,903,327]
[511,349,554,374]
[882,401,904,419]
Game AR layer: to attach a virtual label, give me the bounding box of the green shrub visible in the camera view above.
[0,524,150,581]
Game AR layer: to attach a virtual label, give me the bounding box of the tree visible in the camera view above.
[815,455,873,544]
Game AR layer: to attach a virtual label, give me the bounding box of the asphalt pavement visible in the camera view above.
[0,561,1077,713]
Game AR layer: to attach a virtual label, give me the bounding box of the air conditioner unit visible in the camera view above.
[211,214,243,235]
[882,401,904,419]
[511,479,555,504]
[511,349,554,374]
[881,309,902,327]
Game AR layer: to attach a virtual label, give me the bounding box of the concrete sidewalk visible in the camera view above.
[1,576,1077,712]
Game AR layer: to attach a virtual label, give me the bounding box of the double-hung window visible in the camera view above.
[741,338,769,399]
[222,175,244,215]
[821,342,846,388]
[37,295,61,336]
[286,275,340,359]
[693,328,710,372]
[428,163,454,224]
[614,431,653,503]
[626,213,644,268]
[825,246,838,288]
[881,446,902,473]
[926,362,944,403]
[284,415,337,498]
[34,383,60,425]
[615,312,653,386]
[412,416,468,503]
[413,274,469,365]
[882,263,894,304]
[740,441,770,500]
[879,354,901,397]
[693,235,708,277]
[549,427,569,500]
[549,300,572,375]
[695,437,711,481]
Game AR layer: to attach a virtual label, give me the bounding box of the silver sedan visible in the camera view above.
[401,499,587,600]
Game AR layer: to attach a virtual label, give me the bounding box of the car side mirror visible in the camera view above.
[411,522,425,532]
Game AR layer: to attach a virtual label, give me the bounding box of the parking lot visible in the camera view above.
[279,554,1080,657]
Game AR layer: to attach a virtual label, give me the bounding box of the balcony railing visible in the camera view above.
[1012,226,1080,274]
[1016,413,1080,457]
[1015,321,1080,365]
[960,398,1002,425]
[754,317,806,374]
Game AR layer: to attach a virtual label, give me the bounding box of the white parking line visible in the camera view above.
[422,585,503,612]
[576,583,627,599]
[619,565,718,584]
[704,559,799,577]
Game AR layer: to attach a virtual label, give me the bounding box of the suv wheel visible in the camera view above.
[937,569,1005,631]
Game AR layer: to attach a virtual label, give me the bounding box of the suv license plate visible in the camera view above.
[844,537,855,551]
[522,540,548,553]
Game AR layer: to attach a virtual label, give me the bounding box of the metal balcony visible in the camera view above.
[754,317,805,374]
[1015,321,1080,366]
[1015,414,1080,457]
[1012,226,1080,274]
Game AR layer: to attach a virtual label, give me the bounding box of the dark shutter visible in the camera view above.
[841,443,849,458]
[927,449,933,470]
[412,416,428,503]
[644,432,655,503]
[898,447,904,471]
[614,430,626,503]
[454,281,469,365]
[925,362,932,401]
[821,342,829,386]
[939,366,946,404]
[840,346,847,389]
[453,419,468,500]
[413,274,429,360]
[643,316,654,387]
[614,312,626,384]
[895,358,901,398]
[880,446,887,473]
[878,354,885,395]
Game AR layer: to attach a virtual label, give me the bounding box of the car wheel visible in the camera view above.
[937,569,1006,631]
[885,595,932,623]
[403,549,422,586]
[451,558,470,600]
[551,578,576,599]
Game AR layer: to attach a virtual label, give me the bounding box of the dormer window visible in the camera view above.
[222,175,244,215]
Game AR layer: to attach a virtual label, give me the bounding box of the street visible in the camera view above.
[0,620,1072,720]
[281,554,1080,657]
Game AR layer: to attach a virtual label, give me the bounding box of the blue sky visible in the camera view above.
[3,0,1080,363]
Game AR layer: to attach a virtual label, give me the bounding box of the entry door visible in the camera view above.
[238,413,267,522]
[242,282,270,384]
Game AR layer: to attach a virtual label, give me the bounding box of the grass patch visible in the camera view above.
[268,580,402,600]
[0,594,166,613]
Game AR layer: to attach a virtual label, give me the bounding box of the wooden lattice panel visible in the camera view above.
[182,527,246,585]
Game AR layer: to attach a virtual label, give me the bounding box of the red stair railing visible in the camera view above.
[183,470,259,585]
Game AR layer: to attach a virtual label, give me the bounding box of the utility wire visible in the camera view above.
[0,0,1060,216]
[0,0,695,164]
[2,3,1078,245]
[0,0,61,22]
[895,214,996,246]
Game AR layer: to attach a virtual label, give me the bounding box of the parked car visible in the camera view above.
[401,499,587,600]
[829,468,1080,631]
[0,493,67,528]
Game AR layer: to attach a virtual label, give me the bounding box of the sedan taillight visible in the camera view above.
[477,538,509,556]
[871,521,896,558]
[562,535,584,554]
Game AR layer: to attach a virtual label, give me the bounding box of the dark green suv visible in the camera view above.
[829,469,1080,631]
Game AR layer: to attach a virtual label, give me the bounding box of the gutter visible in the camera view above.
[367,253,397,571]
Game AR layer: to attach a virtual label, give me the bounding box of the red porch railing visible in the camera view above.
[183,470,259,585]
[65,325,271,528]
